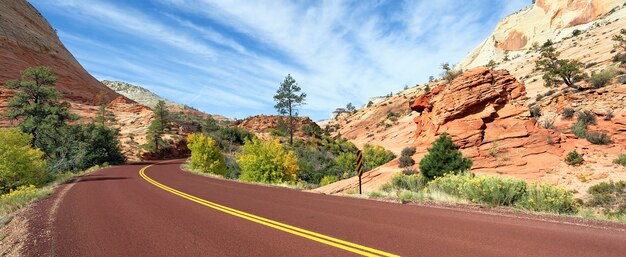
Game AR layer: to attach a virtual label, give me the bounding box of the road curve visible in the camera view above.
[25,160,626,257]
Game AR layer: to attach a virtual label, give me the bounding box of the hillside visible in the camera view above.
[0,0,201,162]
[316,0,626,195]
[459,0,625,69]
[102,80,227,122]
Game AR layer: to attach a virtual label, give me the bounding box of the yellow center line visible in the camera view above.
[139,164,400,257]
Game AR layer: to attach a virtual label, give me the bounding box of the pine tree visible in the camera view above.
[346,103,356,113]
[4,66,77,153]
[145,100,171,153]
[535,46,587,89]
[273,74,306,145]
[419,133,472,180]
[94,104,115,126]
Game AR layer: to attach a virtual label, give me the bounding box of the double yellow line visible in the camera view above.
[139,165,399,257]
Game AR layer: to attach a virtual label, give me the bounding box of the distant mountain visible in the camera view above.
[102,80,228,121]
[102,80,174,109]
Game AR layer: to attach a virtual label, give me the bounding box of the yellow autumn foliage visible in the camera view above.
[187,133,227,177]
[237,138,299,184]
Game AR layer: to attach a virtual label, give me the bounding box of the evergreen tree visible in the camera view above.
[535,46,587,89]
[4,66,77,153]
[419,133,472,180]
[202,115,220,133]
[145,100,171,153]
[94,104,116,126]
[346,103,356,113]
[273,74,306,145]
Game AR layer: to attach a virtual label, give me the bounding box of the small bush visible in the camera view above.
[565,150,583,165]
[368,191,384,198]
[585,131,612,145]
[301,124,322,138]
[572,29,582,37]
[188,133,228,177]
[576,111,597,126]
[364,144,396,170]
[604,110,614,121]
[399,147,416,168]
[237,138,299,184]
[428,173,527,206]
[587,69,616,88]
[529,106,541,118]
[391,174,426,192]
[587,181,626,216]
[399,191,416,204]
[401,147,416,156]
[319,175,339,186]
[0,129,47,193]
[570,122,588,138]
[515,183,577,214]
[535,94,544,101]
[419,133,472,181]
[614,154,626,167]
[562,108,575,119]
[399,155,415,168]
[218,127,255,145]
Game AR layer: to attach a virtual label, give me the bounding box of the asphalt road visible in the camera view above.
[25,160,626,256]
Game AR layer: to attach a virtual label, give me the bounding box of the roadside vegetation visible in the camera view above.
[185,74,396,188]
[0,66,124,223]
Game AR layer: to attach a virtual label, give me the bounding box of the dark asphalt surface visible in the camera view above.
[25,160,626,256]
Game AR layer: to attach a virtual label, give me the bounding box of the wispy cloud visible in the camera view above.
[31,0,528,120]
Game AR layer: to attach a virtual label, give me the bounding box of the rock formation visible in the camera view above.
[459,0,625,69]
[234,115,320,137]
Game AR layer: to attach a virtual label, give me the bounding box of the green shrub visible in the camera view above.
[399,191,416,204]
[587,180,626,216]
[0,129,47,193]
[565,150,583,165]
[535,94,544,101]
[428,173,527,206]
[516,183,577,214]
[218,127,255,145]
[585,131,612,145]
[570,122,588,138]
[587,69,616,88]
[368,191,384,198]
[391,174,426,192]
[401,147,417,156]
[576,111,597,126]
[614,154,626,167]
[294,145,338,184]
[399,155,415,168]
[562,108,576,119]
[301,124,322,138]
[419,133,472,181]
[529,106,541,118]
[237,138,299,184]
[399,147,416,168]
[46,124,125,174]
[363,144,396,169]
[188,133,227,177]
[572,29,582,37]
[336,151,358,179]
[320,175,339,186]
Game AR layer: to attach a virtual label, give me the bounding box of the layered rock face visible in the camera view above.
[411,67,529,148]
[459,0,625,69]
[0,0,121,104]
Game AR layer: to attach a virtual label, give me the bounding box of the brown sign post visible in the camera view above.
[356,149,364,194]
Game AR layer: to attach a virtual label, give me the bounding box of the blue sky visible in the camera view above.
[30,0,528,121]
